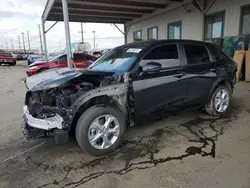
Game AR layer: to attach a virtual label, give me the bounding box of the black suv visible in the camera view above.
[22,40,237,156]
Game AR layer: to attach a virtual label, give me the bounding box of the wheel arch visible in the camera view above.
[68,88,129,135]
[208,78,233,100]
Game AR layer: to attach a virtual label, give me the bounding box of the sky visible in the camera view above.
[0,0,124,52]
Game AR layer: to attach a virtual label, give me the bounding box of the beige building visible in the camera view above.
[125,0,250,44]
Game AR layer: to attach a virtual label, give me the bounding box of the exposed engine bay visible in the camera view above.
[25,75,116,119]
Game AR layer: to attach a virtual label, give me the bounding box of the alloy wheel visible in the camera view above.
[214,89,230,113]
[88,114,120,150]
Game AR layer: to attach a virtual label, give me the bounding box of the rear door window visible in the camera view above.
[142,44,180,68]
[184,44,211,64]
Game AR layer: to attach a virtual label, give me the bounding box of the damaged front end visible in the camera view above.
[22,68,129,142]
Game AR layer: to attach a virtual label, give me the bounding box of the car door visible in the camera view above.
[131,43,188,122]
[57,55,68,68]
[183,43,221,105]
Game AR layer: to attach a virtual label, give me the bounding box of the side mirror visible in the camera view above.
[142,62,162,73]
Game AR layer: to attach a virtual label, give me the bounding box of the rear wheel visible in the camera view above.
[76,105,125,156]
[205,85,231,116]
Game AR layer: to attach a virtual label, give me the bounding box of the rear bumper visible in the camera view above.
[0,59,14,64]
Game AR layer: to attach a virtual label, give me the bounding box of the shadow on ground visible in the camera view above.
[16,97,245,188]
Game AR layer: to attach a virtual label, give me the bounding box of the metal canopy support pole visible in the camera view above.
[113,23,124,35]
[41,18,48,60]
[45,21,59,33]
[62,0,72,68]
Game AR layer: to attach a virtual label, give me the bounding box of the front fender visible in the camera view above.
[67,83,129,125]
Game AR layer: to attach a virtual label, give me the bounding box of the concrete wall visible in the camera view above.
[126,0,250,43]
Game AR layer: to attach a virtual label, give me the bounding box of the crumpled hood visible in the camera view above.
[25,68,114,91]
[29,60,48,67]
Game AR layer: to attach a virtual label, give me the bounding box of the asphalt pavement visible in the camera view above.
[0,63,249,188]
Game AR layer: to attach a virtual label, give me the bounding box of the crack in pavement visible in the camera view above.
[36,113,231,188]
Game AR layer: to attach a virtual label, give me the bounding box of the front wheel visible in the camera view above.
[76,105,126,156]
[10,61,16,66]
[205,85,231,116]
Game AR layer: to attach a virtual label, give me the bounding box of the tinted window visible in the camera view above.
[143,44,180,68]
[144,44,178,60]
[184,44,211,64]
[208,44,225,60]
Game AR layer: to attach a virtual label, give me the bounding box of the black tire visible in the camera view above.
[76,105,126,156]
[205,85,231,117]
[10,61,16,66]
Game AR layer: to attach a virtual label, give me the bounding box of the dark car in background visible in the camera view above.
[0,51,16,66]
[26,53,97,76]
[16,54,28,60]
[22,40,237,156]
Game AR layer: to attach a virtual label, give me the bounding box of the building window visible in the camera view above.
[134,30,142,41]
[240,5,250,35]
[148,27,158,40]
[168,21,182,39]
[204,11,225,40]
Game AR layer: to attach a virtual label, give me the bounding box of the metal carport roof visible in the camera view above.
[41,0,185,68]
[43,0,183,24]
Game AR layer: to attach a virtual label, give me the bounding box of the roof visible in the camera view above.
[124,39,210,46]
[42,0,184,23]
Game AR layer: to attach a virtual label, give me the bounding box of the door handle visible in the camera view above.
[210,68,216,72]
[174,73,185,78]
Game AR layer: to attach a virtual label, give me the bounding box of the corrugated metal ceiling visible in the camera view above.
[46,0,184,23]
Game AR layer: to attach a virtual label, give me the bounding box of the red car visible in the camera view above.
[0,51,16,66]
[26,53,97,76]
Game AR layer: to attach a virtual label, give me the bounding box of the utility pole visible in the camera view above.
[6,42,8,50]
[11,39,14,50]
[21,32,26,53]
[27,31,31,51]
[80,23,84,43]
[17,36,21,50]
[92,30,96,49]
[38,25,43,54]
[59,40,62,52]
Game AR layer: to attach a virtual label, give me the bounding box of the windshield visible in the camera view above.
[48,55,62,62]
[88,45,148,74]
